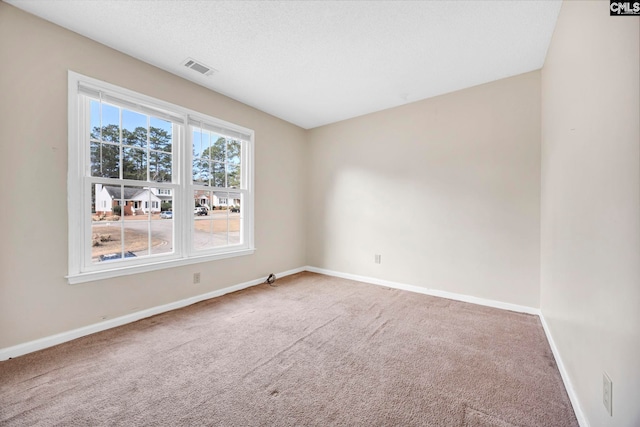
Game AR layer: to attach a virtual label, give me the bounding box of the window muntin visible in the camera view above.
[87,96,177,266]
[90,100,173,183]
[192,129,241,189]
[91,185,175,263]
[190,124,248,253]
[192,191,243,251]
[68,72,254,283]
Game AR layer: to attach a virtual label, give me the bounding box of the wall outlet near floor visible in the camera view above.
[193,272,201,284]
[603,372,613,416]
[374,254,381,264]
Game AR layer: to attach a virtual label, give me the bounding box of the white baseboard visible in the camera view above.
[0,264,588,427]
[304,265,540,315]
[305,265,588,427]
[0,267,305,361]
[539,314,590,427]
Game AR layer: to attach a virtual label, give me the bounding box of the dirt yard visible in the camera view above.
[194,218,240,233]
[91,225,163,258]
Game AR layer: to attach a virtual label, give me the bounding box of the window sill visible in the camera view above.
[66,248,255,285]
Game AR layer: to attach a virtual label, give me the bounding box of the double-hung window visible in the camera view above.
[68,72,254,284]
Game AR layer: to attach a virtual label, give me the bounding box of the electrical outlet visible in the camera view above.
[193,272,201,284]
[375,254,381,264]
[603,372,613,416]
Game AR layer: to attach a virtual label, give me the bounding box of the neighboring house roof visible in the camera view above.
[214,191,240,199]
[101,186,236,201]
[102,185,159,201]
[194,190,241,199]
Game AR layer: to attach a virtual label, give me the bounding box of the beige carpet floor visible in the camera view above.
[0,272,578,426]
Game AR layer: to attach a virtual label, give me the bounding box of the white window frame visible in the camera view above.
[67,71,255,284]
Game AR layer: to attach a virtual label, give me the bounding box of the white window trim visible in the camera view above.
[67,71,255,285]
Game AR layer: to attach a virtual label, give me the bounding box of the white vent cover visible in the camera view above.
[182,58,217,76]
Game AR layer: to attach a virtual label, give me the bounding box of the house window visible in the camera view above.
[68,72,254,284]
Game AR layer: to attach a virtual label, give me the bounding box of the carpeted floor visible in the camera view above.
[0,272,578,426]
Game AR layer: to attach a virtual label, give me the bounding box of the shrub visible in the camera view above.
[113,205,122,216]
[161,201,172,212]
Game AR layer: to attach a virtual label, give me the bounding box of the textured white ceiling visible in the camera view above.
[7,0,562,129]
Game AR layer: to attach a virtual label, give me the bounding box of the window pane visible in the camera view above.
[91,222,125,263]
[124,216,149,257]
[149,187,174,256]
[90,140,100,176]
[193,160,211,185]
[193,189,213,251]
[90,100,101,139]
[93,185,172,262]
[193,219,230,249]
[213,162,225,187]
[89,101,121,178]
[151,220,173,255]
[194,190,210,210]
[91,141,120,178]
[122,110,147,148]
[229,194,241,245]
[194,190,225,250]
[91,183,123,263]
[193,217,213,251]
[150,117,172,152]
[150,151,172,182]
[213,219,229,247]
[227,164,240,188]
[193,129,210,158]
[123,147,147,180]
[212,136,226,161]
[227,140,241,165]
[155,187,173,221]
[100,103,120,143]
[213,191,224,209]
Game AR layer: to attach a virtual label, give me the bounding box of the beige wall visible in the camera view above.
[541,2,640,427]
[307,72,541,308]
[0,3,307,349]
[3,4,639,426]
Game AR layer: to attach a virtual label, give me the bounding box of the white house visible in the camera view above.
[95,184,162,215]
[194,190,240,209]
[213,191,240,207]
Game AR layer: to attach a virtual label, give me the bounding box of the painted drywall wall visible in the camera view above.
[540,2,640,426]
[0,3,307,349]
[307,72,541,308]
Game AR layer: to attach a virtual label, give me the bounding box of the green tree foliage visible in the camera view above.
[91,124,172,182]
[193,137,240,188]
[90,124,120,178]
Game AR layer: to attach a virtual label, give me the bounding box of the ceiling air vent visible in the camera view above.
[182,58,217,77]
